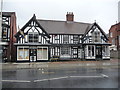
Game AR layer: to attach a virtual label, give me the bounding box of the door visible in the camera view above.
[72,47,78,59]
[96,46,102,59]
[29,47,37,62]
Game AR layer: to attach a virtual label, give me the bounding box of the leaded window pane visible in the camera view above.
[28,33,38,43]
[61,47,70,55]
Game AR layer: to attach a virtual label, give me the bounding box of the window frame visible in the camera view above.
[61,47,70,55]
[63,35,69,44]
[28,32,39,43]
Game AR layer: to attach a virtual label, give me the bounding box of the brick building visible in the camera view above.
[108,22,120,50]
[1,12,17,62]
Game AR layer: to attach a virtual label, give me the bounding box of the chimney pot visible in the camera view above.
[66,12,74,21]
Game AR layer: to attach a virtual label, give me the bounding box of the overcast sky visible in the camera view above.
[2,0,120,33]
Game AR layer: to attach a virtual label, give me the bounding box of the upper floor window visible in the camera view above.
[93,30,100,43]
[54,35,59,44]
[2,26,8,39]
[112,38,115,45]
[28,33,39,43]
[63,35,69,44]
[73,35,79,44]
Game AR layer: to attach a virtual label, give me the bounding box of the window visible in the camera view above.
[37,47,48,60]
[37,48,42,59]
[2,26,8,39]
[88,45,95,56]
[43,48,48,59]
[73,35,79,43]
[94,31,100,42]
[92,30,100,43]
[88,46,91,56]
[63,35,69,44]
[55,47,59,56]
[17,47,29,60]
[61,47,70,55]
[112,39,115,45]
[29,33,38,43]
[102,46,109,56]
[54,35,59,44]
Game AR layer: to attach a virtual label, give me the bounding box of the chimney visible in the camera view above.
[66,12,74,21]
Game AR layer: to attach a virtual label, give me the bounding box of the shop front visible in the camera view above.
[16,46,49,62]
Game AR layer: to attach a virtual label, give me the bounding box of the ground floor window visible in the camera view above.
[88,45,95,57]
[102,46,110,56]
[61,47,70,55]
[17,47,29,60]
[37,47,48,60]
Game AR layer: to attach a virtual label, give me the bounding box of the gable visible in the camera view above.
[15,14,50,39]
[82,22,108,43]
[14,14,51,44]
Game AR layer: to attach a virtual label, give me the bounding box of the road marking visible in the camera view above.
[2,80,31,83]
[101,74,109,78]
[2,74,108,83]
[70,76,102,78]
[49,76,68,80]
[34,79,49,82]
[34,76,68,82]
[42,71,55,74]
[70,74,109,78]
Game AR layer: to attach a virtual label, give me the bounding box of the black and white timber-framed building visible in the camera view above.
[14,12,111,62]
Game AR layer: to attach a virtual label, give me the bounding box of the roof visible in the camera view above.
[37,19,92,34]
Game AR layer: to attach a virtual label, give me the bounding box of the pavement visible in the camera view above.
[1,59,119,70]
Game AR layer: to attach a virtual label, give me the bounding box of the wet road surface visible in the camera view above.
[2,65,119,88]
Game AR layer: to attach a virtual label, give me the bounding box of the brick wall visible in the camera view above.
[108,22,120,50]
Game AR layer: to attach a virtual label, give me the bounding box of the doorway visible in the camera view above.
[29,47,37,62]
[96,46,102,59]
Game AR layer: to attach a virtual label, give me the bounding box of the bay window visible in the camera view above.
[88,45,95,57]
[102,46,110,56]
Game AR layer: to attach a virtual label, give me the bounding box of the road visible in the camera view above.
[2,62,119,88]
